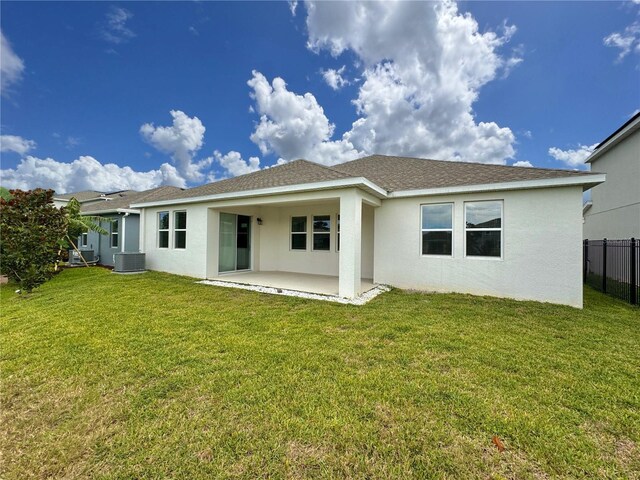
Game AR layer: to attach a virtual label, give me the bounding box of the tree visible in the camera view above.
[0,189,68,292]
[61,198,110,267]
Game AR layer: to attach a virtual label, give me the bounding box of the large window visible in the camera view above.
[291,216,307,250]
[465,201,502,258]
[421,203,453,256]
[158,211,169,249]
[110,219,119,248]
[312,215,331,251]
[174,211,187,249]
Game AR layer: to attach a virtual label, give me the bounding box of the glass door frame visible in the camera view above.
[218,212,252,273]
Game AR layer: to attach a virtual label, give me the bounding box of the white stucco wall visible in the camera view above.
[141,203,211,278]
[374,186,585,307]
[584,129,640,239]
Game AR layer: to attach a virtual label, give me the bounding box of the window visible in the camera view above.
[312,215,331,251]
[291,216,307,250]
[421,203,453,256]
[174,211,187,249]
[158,211,169,248]
[110,219,119,248]
[81,232,88,247]
[465,201,502,258]
[336,214,340,251]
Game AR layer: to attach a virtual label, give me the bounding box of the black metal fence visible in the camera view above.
[583,238,639,306]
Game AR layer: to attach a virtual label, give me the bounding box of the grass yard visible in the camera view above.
[1,268,639,479]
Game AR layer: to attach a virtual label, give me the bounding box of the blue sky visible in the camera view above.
[1,1,638,193]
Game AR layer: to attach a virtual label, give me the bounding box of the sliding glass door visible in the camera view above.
[218,213,251,273]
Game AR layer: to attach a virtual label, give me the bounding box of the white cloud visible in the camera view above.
[604,19,640,61]
[548,143,597,168]
[289,0,298,16]
[213,150,261,177]
[101,7,135,44]
[0,135,36,155]
[321,65,349,90]
[0,155,185,193]
[140,110,211,183]
[297,1,520,165]
[1,31,25,97]
[247,71,362,165]
[512,160,533,167]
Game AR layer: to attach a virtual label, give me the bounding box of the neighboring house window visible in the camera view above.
[174,211,187,249]
[110,219,119,248]
[313,215,331,251]
[421,203,453,256]
[465,200,503,258]
[158,211,169,248]
[291,216,307,250]
[336,214,340,251]
[81,232,88,247]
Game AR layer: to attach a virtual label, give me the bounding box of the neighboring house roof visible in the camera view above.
[585,112,640,164]
[81,186,184,214]
[132,154,604,207]
[54,190,105,202]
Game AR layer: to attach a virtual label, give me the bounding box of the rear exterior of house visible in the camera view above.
[583,112,640,240]
[132,155,604,307]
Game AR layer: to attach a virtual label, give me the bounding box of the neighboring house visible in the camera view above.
[130,155,604,307]
[66,187,182,266]
[583,112,640,240]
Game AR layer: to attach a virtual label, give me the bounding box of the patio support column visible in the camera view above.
[339,189,362,298]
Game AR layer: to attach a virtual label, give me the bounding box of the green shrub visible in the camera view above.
[0,189,68,292]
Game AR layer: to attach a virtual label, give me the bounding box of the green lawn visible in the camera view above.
[1,268,638,479]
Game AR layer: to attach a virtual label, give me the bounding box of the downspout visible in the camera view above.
[121,212,130,253]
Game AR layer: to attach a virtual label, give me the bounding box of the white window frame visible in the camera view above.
[464,200,503,260]
[290,216,307,251]
[158,211,170,249]
[173,210,187,250]
[81,232,88,248]
[312,214,331,252]
[420,203,454,258]
[110,219,119,249]
[336,214,340,252]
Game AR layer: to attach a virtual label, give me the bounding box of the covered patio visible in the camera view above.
[204,187,382,298]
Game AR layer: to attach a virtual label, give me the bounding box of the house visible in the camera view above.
[69,187,182,266]
[583,112,640,240]
[129,155,604,307]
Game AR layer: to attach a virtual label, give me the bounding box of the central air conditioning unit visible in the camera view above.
[69,249,95,265]
[113,252,146,273]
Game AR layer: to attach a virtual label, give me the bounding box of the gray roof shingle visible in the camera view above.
[331,155,596,192]
[141,154,600,204]
[151,160,352,202]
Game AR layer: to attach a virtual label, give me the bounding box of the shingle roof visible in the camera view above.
[81,186,183,213]
[154,160,352,202]
[55,190,105,202]
[141,154,600,205]
[331,155,595,192]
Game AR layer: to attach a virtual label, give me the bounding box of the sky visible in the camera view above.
[1,0,639,194]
